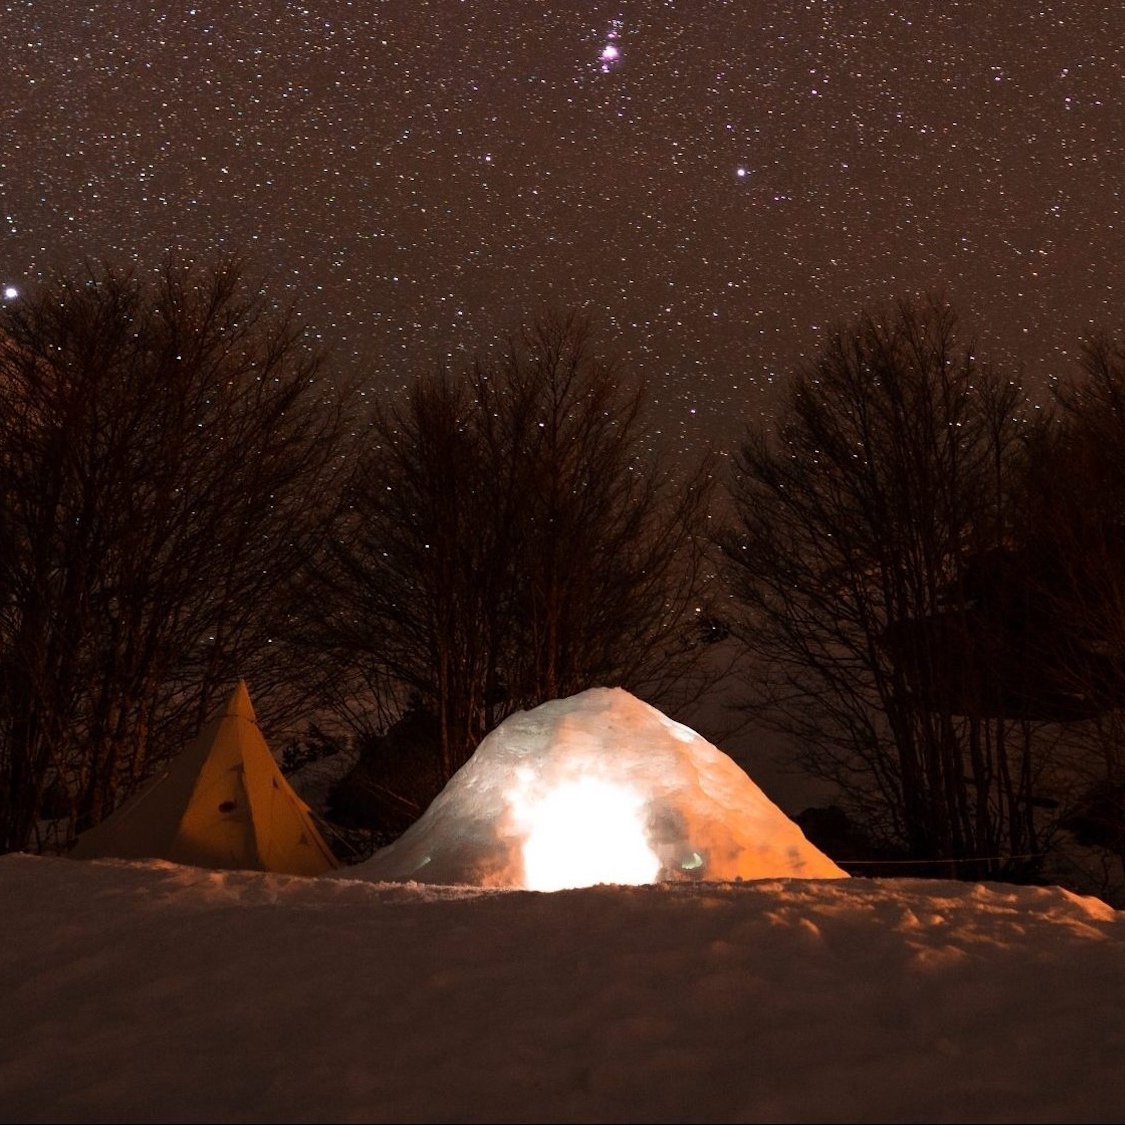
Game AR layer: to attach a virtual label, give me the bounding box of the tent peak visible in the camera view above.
[220,680,256,722]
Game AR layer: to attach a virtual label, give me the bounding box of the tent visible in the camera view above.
[71,681,337,876]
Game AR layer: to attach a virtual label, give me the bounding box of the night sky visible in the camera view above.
[4,1,1124,453]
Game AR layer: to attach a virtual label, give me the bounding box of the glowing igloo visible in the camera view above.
[345,687,848,890]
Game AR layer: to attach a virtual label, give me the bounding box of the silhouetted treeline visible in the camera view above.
[0,260,353,852]
[4,261,1125,900]
[719,296,1125,896]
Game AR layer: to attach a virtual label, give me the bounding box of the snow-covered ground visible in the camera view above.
[3,855,1122,1123]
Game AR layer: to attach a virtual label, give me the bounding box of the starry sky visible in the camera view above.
[4,1,1125,453]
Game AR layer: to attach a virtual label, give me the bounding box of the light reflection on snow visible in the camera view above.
[659,714,699,743]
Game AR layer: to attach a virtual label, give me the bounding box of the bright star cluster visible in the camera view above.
[3,1,1125,452]
[600,18,624,72]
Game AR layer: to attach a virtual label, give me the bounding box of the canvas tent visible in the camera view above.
[71,681,337,876]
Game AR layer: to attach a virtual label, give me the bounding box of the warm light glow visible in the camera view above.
[508,768,661,891]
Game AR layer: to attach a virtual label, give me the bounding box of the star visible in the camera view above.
[3,2,1124,457]
[600,17,624,72]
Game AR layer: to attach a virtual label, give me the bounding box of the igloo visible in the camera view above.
[346,687,848,890]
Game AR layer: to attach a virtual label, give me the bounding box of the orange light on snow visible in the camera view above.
[507,766,662,891]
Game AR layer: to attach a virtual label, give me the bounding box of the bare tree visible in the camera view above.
[0,258,353,852]
[312,311,716,822]
[719,297,1054,876]
[1017,331,1125,893]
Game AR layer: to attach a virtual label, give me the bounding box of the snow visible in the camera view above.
[346,688,847,889]
[5,687,1125,1123]
[3,857,1123,1123]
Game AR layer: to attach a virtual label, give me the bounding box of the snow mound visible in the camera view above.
[345,687,848,890]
